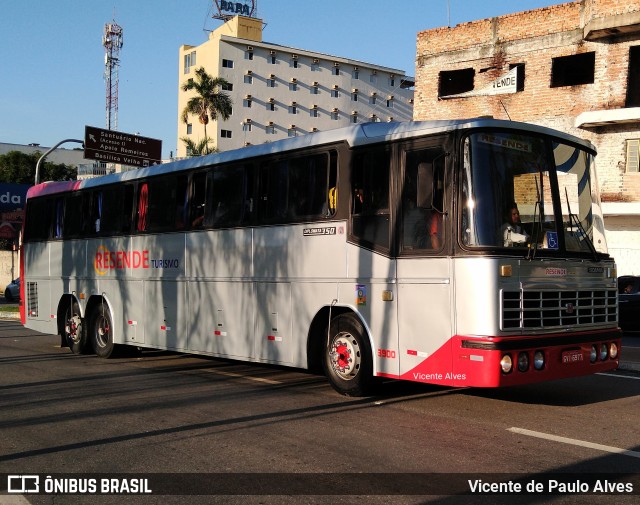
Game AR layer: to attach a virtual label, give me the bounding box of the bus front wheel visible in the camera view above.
[323,314,373,396]
[90,304,116,358]
[64,301,88,354]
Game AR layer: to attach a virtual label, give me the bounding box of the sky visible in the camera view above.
[0,0,564,159]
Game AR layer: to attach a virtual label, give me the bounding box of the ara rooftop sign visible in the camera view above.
[84,126,162,168]
[213,0,257,20]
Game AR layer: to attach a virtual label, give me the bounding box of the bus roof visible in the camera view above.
[27,118,596,199]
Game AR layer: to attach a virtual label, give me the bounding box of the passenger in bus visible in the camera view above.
[430,211,443,249]
[501,202,529,246]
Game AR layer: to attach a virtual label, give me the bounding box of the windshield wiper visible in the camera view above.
[527,175,543,261]
[564,188,598,261]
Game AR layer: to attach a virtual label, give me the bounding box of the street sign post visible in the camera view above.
[84,126,162,168]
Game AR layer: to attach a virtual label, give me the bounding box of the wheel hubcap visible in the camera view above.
[329,332,361,380]
[96,316,110,348]
[66,315,82,343]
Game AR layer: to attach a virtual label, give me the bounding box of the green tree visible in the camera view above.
[0,151,76,184]
[181,67,233,151]
[180,136,216,157]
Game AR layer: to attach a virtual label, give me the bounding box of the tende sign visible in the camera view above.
[84,126,162,168]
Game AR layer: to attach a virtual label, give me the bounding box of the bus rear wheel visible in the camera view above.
[64,301,88,354]
[90,304,116,358]
[323,313,373,396]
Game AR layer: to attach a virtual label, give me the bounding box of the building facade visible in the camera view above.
[177,16,414,157]
[414,0,640,274]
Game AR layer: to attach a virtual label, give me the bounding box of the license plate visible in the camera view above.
[562,350,583,364]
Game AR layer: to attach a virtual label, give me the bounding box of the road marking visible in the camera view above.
[0,496,32,505]
[597,372,640,380]
[508,427,640,459]
[201,368,282,385]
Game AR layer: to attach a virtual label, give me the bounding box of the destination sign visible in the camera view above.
[84,126,162,168]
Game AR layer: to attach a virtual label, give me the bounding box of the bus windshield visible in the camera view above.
[461,131,607,255]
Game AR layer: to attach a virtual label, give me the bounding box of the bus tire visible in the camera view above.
[90,304,117,358]
[323,313,373,396]
[64,301,88,354]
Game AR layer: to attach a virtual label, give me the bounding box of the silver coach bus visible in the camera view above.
[20,119,621,395]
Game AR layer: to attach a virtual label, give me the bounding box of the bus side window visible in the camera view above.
[350,148,390,249]
[137,183,148,232]
[190,171,207,229]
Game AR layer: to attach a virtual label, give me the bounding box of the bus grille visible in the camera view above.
[501,289,617,330]
[26,282,38,318]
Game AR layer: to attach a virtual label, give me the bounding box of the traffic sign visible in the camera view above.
[84,126,162,168]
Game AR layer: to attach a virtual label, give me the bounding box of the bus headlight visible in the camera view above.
[590,345,598,363]
[517,352,529,372]
[609,342,618,360]
[500,354,513,374]
[600,343,608,361]
[533,351,545,370]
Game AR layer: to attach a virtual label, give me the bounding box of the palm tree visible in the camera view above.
[181,67,233,146]
[180,136,215,157]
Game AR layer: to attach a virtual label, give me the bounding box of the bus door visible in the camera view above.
[397,147,454,381]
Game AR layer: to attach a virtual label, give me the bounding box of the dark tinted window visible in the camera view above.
[351,148,391,249]
[141,175,188,232]
[258,152,333,224]
[209,165,251,228]
[24,198,53,241]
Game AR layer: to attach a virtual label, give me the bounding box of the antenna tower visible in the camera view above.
[103,20,124,130]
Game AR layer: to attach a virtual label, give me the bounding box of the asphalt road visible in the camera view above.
[0,320,639,505]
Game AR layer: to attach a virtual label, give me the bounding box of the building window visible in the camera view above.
[353,68,359,79]
[311,85,319,95]
[267,78,275,88]
[370,95,377,105]
[244,74,253,84]
[290,82,298,91]
[221,83,233,91]
[288,128,297,137]
[438,68,474,97]
[508,63,526,92]
[290,104,297,114]
[370,72,377,84]
[352,92,358,102]
[266,124,276,134]
[221,130,232,138]
[222,59,234,68]
[627,139,639,173]
[244,98,252,108]
[186,123,192,135]
[311,60,320,72]
[333,66,340,76]
[352,113,358,124]
[267,101,275,111]
[551,52,595,87]
[269,54,277,64]
[292,59,299,68]
[311,107,318,118]
[386,98,394,108]
[245,51,253,60]
[332,87,339,98]
[390,77,395,87]
[627,46,640,107]
[243,122,252,132]
[183,51,196,74]
[331,110,339,120]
